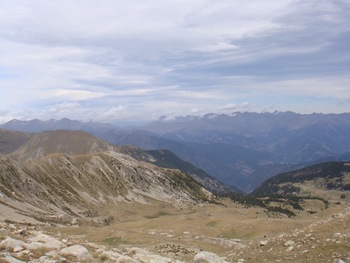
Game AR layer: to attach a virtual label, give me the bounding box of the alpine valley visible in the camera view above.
[0,112,349,262]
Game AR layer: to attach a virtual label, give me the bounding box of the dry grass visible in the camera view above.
[0,194,343,262]
[52,199,341,255]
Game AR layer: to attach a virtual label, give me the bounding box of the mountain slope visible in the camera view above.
[0,152,209,223]
[118,145,238,194]
[0,130,210,223]
[0,129,31,154]
[252,162,350,198]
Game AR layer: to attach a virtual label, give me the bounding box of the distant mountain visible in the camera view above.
[1,118,114,134]
[2,112,349,192]
[143,112,350,162]
[137,112,350,190]
[252,162,350,198]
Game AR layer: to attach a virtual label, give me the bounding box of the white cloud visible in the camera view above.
[220,102,252,112]
[0,111,19,124]
[101,106,127,119]
[54,89,106,100]
[220,103,237,111]
[49,101,79,113]
[0,0,349,123]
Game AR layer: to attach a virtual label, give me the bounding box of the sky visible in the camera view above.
[0,0,349,124]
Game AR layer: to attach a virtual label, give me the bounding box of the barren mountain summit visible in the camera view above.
[11,130,115,161]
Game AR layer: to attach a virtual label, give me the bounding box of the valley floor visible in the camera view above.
[0,199,350,262]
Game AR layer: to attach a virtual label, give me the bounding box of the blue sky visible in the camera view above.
[0,0,349,124]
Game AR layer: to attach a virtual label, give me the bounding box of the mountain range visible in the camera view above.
[1,114,350,262]
[1,111,350,192]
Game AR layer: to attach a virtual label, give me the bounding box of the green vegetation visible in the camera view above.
[220,191,301,217]
[254,162,350,196]
[266,206,296,217]
[220,192,265,208]
[219,227,237,238]
[103,237,124,246]
[144,211,170,219]
[206,221,217,227]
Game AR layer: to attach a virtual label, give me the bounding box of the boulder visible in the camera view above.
[333,233,342,238]
[3,254,26,263]
[29,234,64,250]
[194,251,228,263]
[286,246,294,252]
[60,245,91,260]
[0,237,27,250]
[117,255,141,263]
[260,240,269,246]
[284,240,295,247]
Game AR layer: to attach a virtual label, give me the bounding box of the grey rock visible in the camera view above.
[194,251,228,263]
[0,237,27,250]
[4,253,26,263]
[60,245,91,260]
[260,240,269,246]
[284,240,295,247]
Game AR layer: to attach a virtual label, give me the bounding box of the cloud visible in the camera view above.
[0,0,349,123]
[220,102,252,112]
[220,103,237,111]
[54,89,106,100]
[0,111,18,124]
[102,106,127,119]
[49,101,79,114]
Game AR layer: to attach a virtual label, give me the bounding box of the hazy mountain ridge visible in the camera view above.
[118,145,239,194]
[144,112,350,159]
[135,112,350,190]
[1,111,350,191]
[1,118,115,133]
